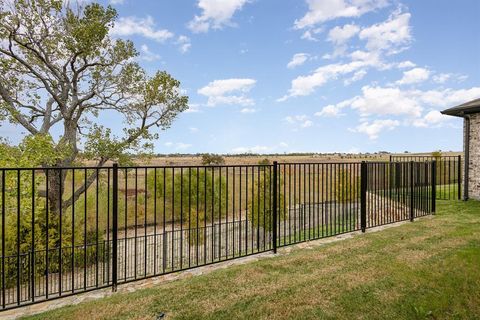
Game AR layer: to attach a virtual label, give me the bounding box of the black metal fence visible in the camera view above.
[390,155,461,200]
[0,161,436,310]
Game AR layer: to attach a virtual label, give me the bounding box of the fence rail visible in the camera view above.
[390,155,461,200]
[0,161,436,310]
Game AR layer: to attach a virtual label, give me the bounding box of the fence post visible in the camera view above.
[360,161,367,233]
[410,161,414,222]
[432,161,437,213]
[457,155,461,200]
[112,163,118,291]
[272,161,278,253]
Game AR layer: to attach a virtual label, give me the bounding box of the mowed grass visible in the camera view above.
[24,200,480,320]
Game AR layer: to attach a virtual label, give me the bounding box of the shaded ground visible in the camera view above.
[22,200,480,320]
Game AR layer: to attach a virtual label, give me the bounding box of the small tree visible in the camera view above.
[147,168,226,224]
[201,153,225,166]
[258,158,270,166]
[334,169,360,202]
[248,170,285,232]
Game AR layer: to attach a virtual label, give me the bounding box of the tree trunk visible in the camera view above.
[46,168,67,217]
[45,119,77,217]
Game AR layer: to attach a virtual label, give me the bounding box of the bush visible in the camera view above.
[147,168,227,225]
[0,170,100,288]
[201,153,225,166]
[335,169,360,201]
[248,170,285,232]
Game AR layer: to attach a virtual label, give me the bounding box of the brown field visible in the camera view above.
[84,151,462,167]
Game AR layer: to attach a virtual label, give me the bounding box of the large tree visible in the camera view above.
[0,0,189,214]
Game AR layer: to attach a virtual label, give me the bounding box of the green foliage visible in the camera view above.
[0,0,188,166]
[248,170,285,232]
[0,169,100,288]
[0,135,71,168]
[335,169,360,201]
[147,168,227,225]
[258,158,270,166]
[201,154,225,166]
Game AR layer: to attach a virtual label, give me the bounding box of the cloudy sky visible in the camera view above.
[7,0,480,154]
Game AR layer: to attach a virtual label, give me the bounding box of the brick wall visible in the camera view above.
[466,113,480,200]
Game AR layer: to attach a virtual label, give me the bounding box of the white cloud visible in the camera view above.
[353,119,400,140]
[332,86,480,118]
[285,115,313,128]
[294,0,388,29]
[139,44,160,61]
[328,23,360,44]
[412,110,450,128]
[240,108,256,113]
[109,0,124,4]
[189,127,199,133]
[358,9,412,55]
[323,86,480,136]
[110,16,173,42]
[287,53,310,69]
[198,78,256,107]
[281,9,414,101]
[350,86,423,117]
[176,35,191,53]
[413,87,480,109]
[432,73,450,84]
[324,24,360,58]
[432,73,467,84]
[344,69,367,85]
[396,67,430,85]
[279,59,380,100]
[301,27,324,41]
[315,104,344,117]
[188,0,250,33]
[396,60,416,69]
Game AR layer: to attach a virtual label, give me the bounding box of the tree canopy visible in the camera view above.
[0,0,188,168]
[0,0,189,213]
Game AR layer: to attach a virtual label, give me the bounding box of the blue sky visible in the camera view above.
[4,0,480,154]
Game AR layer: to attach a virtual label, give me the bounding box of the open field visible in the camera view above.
[83,151,463,167]
[21,199,480,320]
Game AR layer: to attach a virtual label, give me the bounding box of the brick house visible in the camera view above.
[442,98,480,200]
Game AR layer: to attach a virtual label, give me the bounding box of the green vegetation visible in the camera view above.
[258,158,271,166]
[201,154,226,166]
[335,168,360,201]
[24,200,480,320]
[0,0,188,260]
[146,168,227,224]
[248,170,285,232]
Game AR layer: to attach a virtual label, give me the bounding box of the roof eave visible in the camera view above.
[441,106,480,118]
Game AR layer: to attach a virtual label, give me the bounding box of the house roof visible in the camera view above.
[441,98,480,117]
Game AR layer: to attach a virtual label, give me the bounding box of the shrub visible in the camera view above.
[201,153,225,166]
[248,170,285,232]
[335,169,360,201]
[147,168,227,225]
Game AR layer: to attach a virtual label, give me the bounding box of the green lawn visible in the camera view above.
[24,200,480,320]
